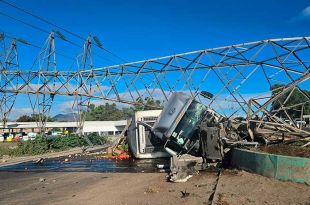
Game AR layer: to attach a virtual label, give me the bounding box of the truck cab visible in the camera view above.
[127,110,170,159]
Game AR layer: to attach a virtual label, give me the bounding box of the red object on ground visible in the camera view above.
[117,153,130,159]
[13,136,21,141]
[95,149,130,160]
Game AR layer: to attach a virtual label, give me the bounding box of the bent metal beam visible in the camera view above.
[0,37,309,135]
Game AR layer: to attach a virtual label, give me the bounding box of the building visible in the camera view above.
[0,120,128,136]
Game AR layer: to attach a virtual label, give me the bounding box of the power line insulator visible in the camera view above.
[93,36,103,49]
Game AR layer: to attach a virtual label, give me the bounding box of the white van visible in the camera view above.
[51,131,63,137]
[0,134,4,142]
[27,132,37,140]
[22,135,30,141]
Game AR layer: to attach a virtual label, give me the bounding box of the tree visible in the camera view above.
[85,103,124,121]
[16,115,33,122]
[16,114,54,122]
[133,97,163,111]
[83,98,163,121]
[121,107,134,119]
[271,84,310,119]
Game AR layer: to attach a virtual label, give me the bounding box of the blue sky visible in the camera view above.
[2,0,310,65]
[0,0,309,119]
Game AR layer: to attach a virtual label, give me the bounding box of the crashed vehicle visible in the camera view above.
[128,92,255,182]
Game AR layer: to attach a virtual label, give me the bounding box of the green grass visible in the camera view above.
[0,142,18,149]
[0,134,107,157]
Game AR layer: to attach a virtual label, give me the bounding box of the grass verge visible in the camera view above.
[0,134,107,157]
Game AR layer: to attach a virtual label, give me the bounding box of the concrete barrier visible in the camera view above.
[230,148,310,185]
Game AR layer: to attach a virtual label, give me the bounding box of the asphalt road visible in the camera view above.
[0,170,309,205]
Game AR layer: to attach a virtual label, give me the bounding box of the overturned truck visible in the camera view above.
[128,92,309,182]
[128,92,249,182]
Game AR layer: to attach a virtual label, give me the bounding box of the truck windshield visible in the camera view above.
[171,101,206,145]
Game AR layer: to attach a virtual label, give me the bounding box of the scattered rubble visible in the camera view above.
[39,177,46,182]
[95,143,130,160]
[195,183,208,188]
[144,186,159,194]
[127,92,310,183]
[180,190,190,198]
[216,193,230,205]
[34,158,44,164]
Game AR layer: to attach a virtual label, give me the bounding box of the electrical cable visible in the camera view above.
[0,0,127,63]
[2,31,100,71]
[0,11,119,65]
[0,0,84,40]
[0,29,116,66]
[0,11,49,34]
[1,30,78,61]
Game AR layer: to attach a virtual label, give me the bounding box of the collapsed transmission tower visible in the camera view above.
[0,36,309,139]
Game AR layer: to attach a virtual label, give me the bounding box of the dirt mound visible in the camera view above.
[259,144,310,158]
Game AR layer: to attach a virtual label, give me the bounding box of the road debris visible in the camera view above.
[39,177,46,182]
[127,92,310,183]
[195,183,208,188]
[95,142,130,160]
[144,186,159,194]
[180,190,190,198]
[34,158,44,164]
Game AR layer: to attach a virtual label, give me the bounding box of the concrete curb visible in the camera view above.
[230,148,310,185]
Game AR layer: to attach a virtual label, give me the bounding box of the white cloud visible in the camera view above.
[301,6,310,17]
[57,88,273,119]
[58,88,172,113]
[9,89,273,121]
[291,6,310,22]
[9,108,33,120]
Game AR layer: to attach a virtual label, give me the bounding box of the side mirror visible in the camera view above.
[200,91,214,99]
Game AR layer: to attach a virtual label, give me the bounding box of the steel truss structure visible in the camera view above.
[72,36,93,137]
[0,35,309,137]
[0,37,19,128]
[28,32,56,133]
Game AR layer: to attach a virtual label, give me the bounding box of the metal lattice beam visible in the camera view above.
[0,37,309,136]
[72,36,93,136]
[0,38,19,128]
[28,32,57,133]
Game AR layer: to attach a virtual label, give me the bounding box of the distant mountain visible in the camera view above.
[52,113,77,122]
